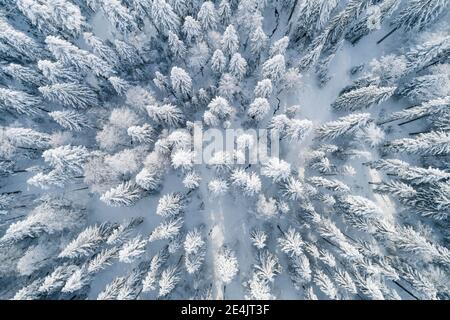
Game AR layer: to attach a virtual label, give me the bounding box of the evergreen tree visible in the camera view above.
[45,36,114,77]
[39,83,98,109]
[100,181,143,207]
[315,113,372,141]
[332,86,396,111]
[391,0,449,33]
[221,25,239,56]
[198,1,218,30]
[0,88,42,116]
[262,54,286,82]
[386,131,450,156]
[182,16,202,43]
[211,49,227,74]
[0,16,44,61]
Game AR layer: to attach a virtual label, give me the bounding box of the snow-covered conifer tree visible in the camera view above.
[247,97,270,121]
[198,1,218,30]
[315,113,372,141]
[182,16,202,43]
[39,83,98,109]
[45,36,114,77]
[262,54,286,82]
[170,67,192,99]
[100,181,142,207]
[0,88,42,116]
[2,0,450,301]
[168,32,186,59]
[386,131,450,156]
[221,25,239,56]
[216,247,239,284]
[211,49,227,74]
[332,86,396,111]
[391,0,450,33]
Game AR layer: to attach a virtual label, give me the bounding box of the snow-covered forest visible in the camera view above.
[1,0,450,300]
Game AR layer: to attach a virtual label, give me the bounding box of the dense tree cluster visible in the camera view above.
[0,0,450,300]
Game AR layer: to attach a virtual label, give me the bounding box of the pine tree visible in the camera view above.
[170,66,192,99]
[109,76,130,95]
[308,176,350,193]
[0,16,44,61]
[170,0,191,17]
[42,145,89,174]
[150,0,180,34]
[105,217,143,246]
[221,25,239,56]
[127,124,155,144]
[168,32,187,59]
[27,170,68,189]
[314,269,338,299]
[142,248,169,292]
[230,168,262,196]
[249,26,268,56]
[368,159,450,185]
[3,127,50,149]
[270,37,289,57]
[262,54,286,82]
[39,83,98,109]
[113,40,143,67]
[254,250,282,282]
[285,119,313,142]
[218,73,240,99]
[386,131,450,155]
[83,32,119,67]
[346,0,401,44]
[37,60,82,83]
[96,0,138,35]
[332,86,396,111]
[406,34,450,73]
[158,265,180,297]
[216,247,239,284]
[247,97,270,121]
[0,88,42,116]
[156,193,184,217]
[182,16,202,42]
[244,273,275,300]
[16,0,86,37]
[118,236,147,263]
[315,113,372,141]
[39,264,78,294]
[1,199,85,243]
[183,171,201,189]
[298,0,372,70]
[147,104,185,127]
[218,0,232,25]
[391,0,450,33]
[289,0,339,42]
[45,36,114,77]
[148,217,183,242]
[288,253,312,288]
[261,157,291,182]
[254,79,272,98]
[278,227,303,257]
[59,224,108,259]
[397,73,450,103]
[338,195,384,218]
[198,1,218,30]
[100,181,142,207]
[211,49,227,74]
[2,63,44,87]
[229,53,247,79]
[250,229,267,250]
